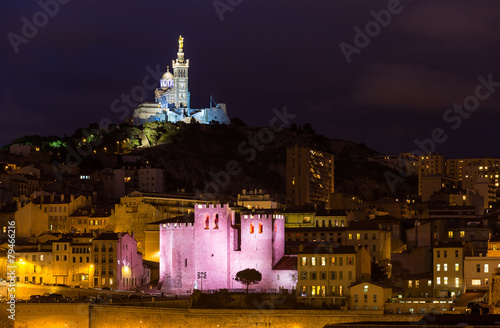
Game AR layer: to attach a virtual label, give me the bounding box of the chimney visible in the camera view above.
[61,194,64,202]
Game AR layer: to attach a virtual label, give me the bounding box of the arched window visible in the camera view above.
[259,222,263,234]
[204,215,209,229]
[214,214,219,229]
[250,223,254,234]
[274,222,277,233]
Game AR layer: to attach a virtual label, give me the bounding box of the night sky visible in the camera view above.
[1,0,499,158]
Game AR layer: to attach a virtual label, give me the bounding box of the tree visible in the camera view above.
[230,117,246,126]
[235,268,262,293]
[371,259,409,286]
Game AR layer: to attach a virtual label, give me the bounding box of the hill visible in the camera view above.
[4,121,417,202]
[134,122,416,202]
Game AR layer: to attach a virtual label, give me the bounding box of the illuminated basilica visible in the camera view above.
[133,36,230,125]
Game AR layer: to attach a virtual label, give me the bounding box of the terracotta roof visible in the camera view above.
[434,242,465,248]
[90,209,112,218]
[148,213,194,225]
[299,243,357,255]
[273,255,297,270]
[371,215,400,223]
[350,281,393,289]
[347,220,382,231]
[94,232,119,241]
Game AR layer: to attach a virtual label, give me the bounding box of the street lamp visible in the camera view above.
[197,272,206,293]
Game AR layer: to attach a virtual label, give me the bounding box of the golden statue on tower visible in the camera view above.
[178,35,184,50]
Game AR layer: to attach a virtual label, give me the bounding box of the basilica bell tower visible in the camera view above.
[172,35,190,108]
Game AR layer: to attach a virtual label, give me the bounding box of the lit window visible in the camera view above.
[204,215,209,229]
[258,222,263,234]
[40,255,44,261]
[301,257,307,266]
[408,280,413,288]
[460,231,465,238]
[455,277,459,288]
[311,257,316,266]
[250,223,254,234]
[214,214,219,229]
[348,233,353,240]
[471,279,481,286]
[356,233,360,240]
[437,264,440,271]
[437,277,441,285]
[455,263,459,271]
[444,264,448,271]
[321,257,326,266]
[444,277,448,285]
[331,257,336,266]
[485,264,489,273]
[428,280,432,287]
[448,231,453,238]
[415,280,419,288]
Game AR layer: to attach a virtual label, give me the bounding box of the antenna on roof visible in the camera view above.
[210,95,218,108]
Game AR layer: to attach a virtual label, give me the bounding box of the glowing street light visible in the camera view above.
[197,272,206,293]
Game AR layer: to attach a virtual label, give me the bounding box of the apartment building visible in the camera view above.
[297,244,371,307]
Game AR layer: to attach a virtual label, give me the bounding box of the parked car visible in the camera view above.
[29,295,41,303]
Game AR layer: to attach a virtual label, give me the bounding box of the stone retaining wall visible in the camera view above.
[11,303,423,328]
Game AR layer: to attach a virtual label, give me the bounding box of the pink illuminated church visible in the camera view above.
[157,204,297,294]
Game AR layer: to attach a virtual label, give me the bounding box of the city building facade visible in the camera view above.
[286,146,334,207]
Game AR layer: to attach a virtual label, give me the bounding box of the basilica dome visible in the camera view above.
[162,71,174,80]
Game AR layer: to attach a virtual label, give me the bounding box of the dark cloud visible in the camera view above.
[347,63,492,111]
